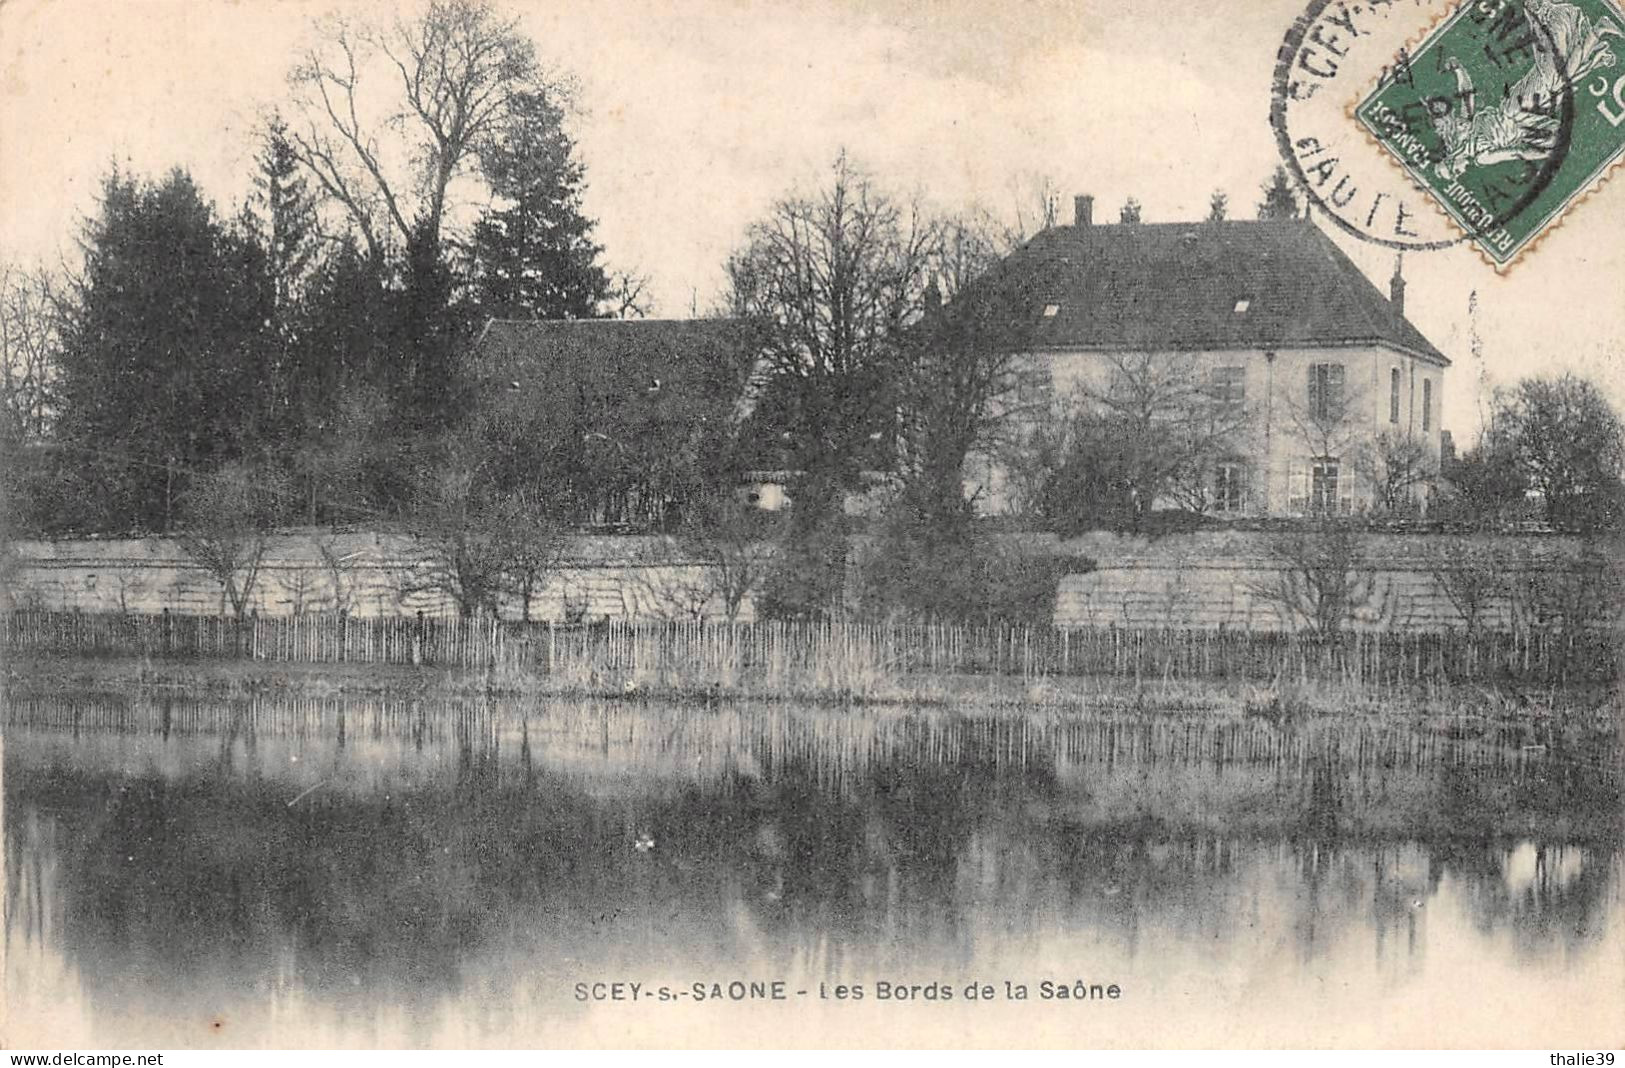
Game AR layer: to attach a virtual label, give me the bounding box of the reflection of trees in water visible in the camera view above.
[652,724,1063,968]
[1427,837,1621,957]
[5,806,63,950]
[11,692,1618,841]
[1279,756,1621,966]
[1299,751,1344,841]
[1041,830,1250,957]
[7,724,1060,1000]
[5,700,1620,1016]
[12,768,725,1037]
[1284,841,1430,966]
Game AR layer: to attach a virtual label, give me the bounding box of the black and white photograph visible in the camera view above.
[1,0,1622,1052]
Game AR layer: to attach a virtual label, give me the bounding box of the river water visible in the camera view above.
[4,692,1620,1048]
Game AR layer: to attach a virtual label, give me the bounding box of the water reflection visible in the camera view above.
[4,693,1621,1048]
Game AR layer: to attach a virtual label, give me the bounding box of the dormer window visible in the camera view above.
[1233,298,1251,314]
[1042,304,1061,318]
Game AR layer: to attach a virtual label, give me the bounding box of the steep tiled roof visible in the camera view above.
[1001,219,1447,365]
[469,317,764,461]
[471,317,760,387]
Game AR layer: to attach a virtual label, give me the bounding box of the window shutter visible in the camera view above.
[1328,364,1345,418]
[1307,364,1321,419]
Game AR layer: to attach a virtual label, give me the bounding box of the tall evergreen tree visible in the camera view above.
[401,217,470,429]
[292,236,396,412]
[284,235,404,522]
[1257,167,1303,220]
[241,116,323,446]
[54,167,273,532]
[468,90,609,320]
[252,115,320,317]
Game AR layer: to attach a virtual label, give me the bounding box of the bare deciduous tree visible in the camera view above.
[1504,539,1625,637]
[632,559,716,623]
[111,568,150,616]
[1276,362,1375,516]
[1424,536,1510,635]
[675,494,779,623]
[399,463,508,618]
[1354,429,1438,515]
[1248,521,1383,637]
[996,418,1067,521]
[728,153,935,490]
[0,264,62,443]
[274,563,319,616]
[978,171,1060,252]
[605,268,652,320]
[177,462,284,620]
[897,215,1045,526]
[400,461,563,619]
[1045,351,1253,529]
[1497,374,1625,532]
[631,495,776,623]
[727,152,936,616]
[314,534,363,615]
[500,488,564,622]
[287,0,553,261]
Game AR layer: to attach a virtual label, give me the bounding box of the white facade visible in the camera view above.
[969,342,1446,518]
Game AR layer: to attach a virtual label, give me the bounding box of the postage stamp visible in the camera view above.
[1271,0,1504,252]
[1354,0,1625,266]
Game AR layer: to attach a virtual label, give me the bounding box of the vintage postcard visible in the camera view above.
[1,0,1621,1053]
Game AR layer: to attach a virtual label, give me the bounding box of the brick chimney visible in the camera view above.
[1389,255,1406,317]
[1074,194,1094,227]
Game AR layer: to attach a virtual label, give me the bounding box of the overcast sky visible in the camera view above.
[2,0,1621,441]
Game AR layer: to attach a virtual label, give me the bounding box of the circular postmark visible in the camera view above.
[1270,0,1578,256]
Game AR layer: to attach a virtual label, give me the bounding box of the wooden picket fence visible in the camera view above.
[3,609,1616,687]
[2,610,506,668]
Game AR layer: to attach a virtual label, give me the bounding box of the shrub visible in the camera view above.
[858,500,1093,625]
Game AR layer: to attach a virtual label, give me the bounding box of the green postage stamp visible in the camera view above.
[1355,0,1625,265]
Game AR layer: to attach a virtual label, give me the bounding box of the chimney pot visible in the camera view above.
[1074,194,1094,227]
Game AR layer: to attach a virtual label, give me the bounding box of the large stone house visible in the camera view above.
[967,196,1450,518]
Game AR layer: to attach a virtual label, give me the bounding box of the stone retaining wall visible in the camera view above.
[3,531,762,622]
[3,528,1610,631]
[1054,530,1604,631]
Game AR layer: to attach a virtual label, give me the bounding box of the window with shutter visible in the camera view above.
[1307,363,1345,421]
[1390,367,1401,424]
[1210,366,1246,416]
